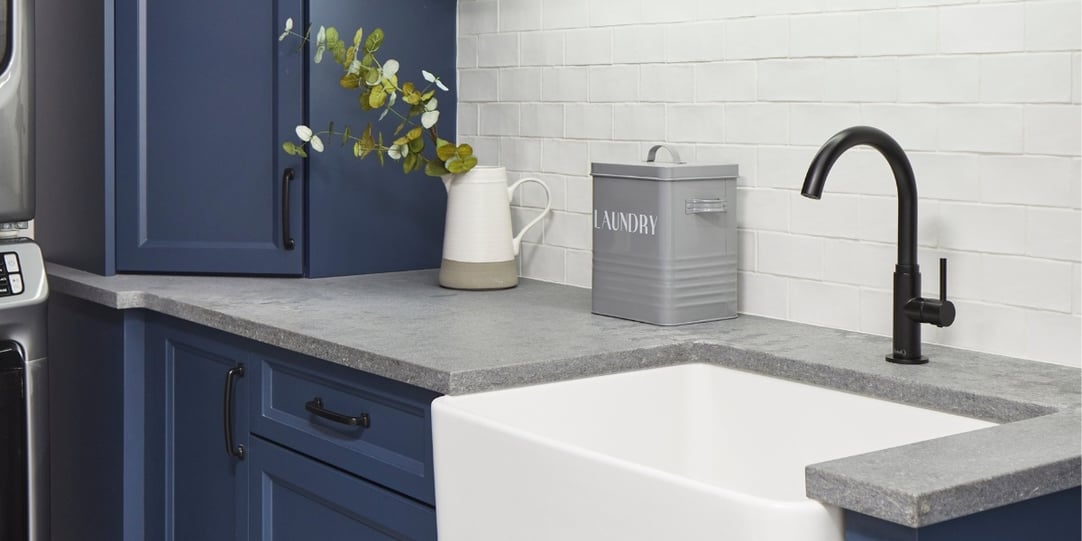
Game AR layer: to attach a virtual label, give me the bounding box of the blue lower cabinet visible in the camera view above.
[249,437,437,540]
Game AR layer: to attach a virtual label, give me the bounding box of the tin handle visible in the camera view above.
[646,145,684,164]
[685,198,727,214]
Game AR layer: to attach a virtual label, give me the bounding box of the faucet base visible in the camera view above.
[886,353,928,365]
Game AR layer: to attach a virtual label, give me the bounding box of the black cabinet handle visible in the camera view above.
[281,168,296,251]
[223,364,246,460]
[305,397,370,428]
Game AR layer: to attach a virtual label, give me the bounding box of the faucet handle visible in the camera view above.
[940,257,948,303]
[929,258,956,327]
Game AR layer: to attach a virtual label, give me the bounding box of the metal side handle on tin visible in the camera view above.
[685,198,727,214]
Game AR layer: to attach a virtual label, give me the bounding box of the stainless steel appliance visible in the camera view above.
[0,0,33,224]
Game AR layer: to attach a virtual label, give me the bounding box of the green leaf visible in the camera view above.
[364,67,382,86]
[369,86,387,108]
[342,126,351,146]
[457,144,474,160]
[460,156,478,171]
[296,148,308,158]
[325,27,339,46]
[282,141,297,155]
[425,159,450,177]
[361,53,376,67]
[340,73,361,89]
[393,121,407,136]
[353,28,364,48]
[436,143,457,161]
[377,133,385,166]
[408,136,424,154]
[359,89,375,111]
[364,28,384,53]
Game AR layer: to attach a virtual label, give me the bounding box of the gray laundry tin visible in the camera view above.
[591,146,739,326]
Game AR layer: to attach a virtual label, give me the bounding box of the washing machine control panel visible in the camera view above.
[0,252,25,296]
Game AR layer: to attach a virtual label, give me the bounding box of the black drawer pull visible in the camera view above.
[223,364,246,460]
[305,397,370,428]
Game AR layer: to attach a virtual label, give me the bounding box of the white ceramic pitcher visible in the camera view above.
[439,166,551,290]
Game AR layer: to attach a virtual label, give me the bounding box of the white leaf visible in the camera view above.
[285,18,293,32]
[314,45,325,63]
[309,135,325,153]
[421,110,440,129]
[379,109,389,122]
[383,59,399,78]
[316,26,326,47]
[295,125,313,142]
[422,70,436,83]
[435,78,449,92]
[388,92,397,107]
[278,31,290,42]
[347,59,362,76]
[425,97,438,112]
[388,144,407,160]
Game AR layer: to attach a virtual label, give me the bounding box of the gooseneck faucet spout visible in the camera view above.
[801,126,955,364]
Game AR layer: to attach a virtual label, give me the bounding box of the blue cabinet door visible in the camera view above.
[144,320,250,540]
[114,0,305,275]
[249,436,438,541]
[305,0,455,277]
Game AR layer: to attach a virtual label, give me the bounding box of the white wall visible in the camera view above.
[456,0,1082,367]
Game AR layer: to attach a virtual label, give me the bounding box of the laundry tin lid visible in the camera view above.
[591,145,739,182]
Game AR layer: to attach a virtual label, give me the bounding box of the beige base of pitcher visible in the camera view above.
[439,259,519,290]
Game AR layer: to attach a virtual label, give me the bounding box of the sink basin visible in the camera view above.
[432,363,996,541]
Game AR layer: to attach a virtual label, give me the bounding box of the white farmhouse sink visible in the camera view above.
[432,363,995,541]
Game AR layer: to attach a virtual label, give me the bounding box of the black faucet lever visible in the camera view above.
[904,258,956,329]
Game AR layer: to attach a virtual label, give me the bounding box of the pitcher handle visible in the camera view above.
[507,178,552,257]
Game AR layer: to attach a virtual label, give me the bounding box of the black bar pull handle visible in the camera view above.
[940,257,948,302]
[224,364,246,460]
[305,397,370,428]
[281,168,296,251]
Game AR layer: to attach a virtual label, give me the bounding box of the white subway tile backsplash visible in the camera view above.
[898,56,980,103]
[980,54,1073,104]
[939,4,1025,54]
[460,0,1081,367]
[1026,207,1081,261]
[938,105,1024,153]
[1025,105,1082,156]
[1025,0,1082,52]
[511,207,545,244]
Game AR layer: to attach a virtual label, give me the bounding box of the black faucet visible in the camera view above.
[802,126,955,364]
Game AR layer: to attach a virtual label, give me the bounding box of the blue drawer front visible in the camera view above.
[250,437,436,541]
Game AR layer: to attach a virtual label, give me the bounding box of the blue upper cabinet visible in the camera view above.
[114,0,306,274]
[305,0,455,277]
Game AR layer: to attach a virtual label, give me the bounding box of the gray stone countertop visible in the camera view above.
[47,264,1081,529]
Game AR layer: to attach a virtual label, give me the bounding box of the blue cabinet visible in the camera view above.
[36,0,455,277]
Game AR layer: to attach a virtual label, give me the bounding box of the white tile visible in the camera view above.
[980,155,1075,207]
[542,0,585,30]
[565,104,614,140]
[724,17,789,60]
[790,192,861,239]
[757,146,815,190]
[613,26,668,64]
[565,29,613,65]
[565,249,592,289]
[459,0,498,35]
[521,31,564,66]
[520,104,565,138]
[565,174,593,214]
[588,140,641,165]
[642,64,696,103]
[1026,0,1082,52]
[1026,208,1081,262]
[860,104,938,151]
[500,137,542,173]
[499,0,542,32]
[460,136,501,167]
[737,272,789,319]
[520,242,565,282]
[1074,263,1081,315]
[642,0,697,24]
[736,188,789,232]
[696,145,757,187]
[499,68,542,102]
[757,60,825,102]
[459,69,499,102]
[790,279,861,331]
[909,153,981,202]
[933,300,1028,359]
[979,254,1074,312]
[757,232,823,280]
[477,33,520,67]
[725,104,789,145]
[541,67,588,102]
[694,62,757,103]
[665,22,727,63]
[589,0,644,27]
[479,103,520,136]
[981,54,1073,104]
[1025,105,1082,156]
[858,288,893,338]
[821,58,899,103]
[811,148,896,197]
[789,13,860,57]
[938,202,1026,255]
[511,207,545,244]
[860,9,937,56]
[938,105,1025,154]
[519,173,565,212]
[668,104,726,144]
[457,103,479,136]
[542,139,589,175]
[916,249,984,302]
[1074,53,1082,104]
[613,104,666,141]
[790,104,863,147]
[738,230,756,271]
[857,195,939,249]
[898,56,980,103]
[1025,311,1081,367]
[458,37,478,69]
[823,239,895,290]
[543,211,592,250]
[588,66,640,102]
[940,4,1025,54]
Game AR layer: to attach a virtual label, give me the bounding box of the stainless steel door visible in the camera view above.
[0,0,32,222]
[0,342,28,541]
